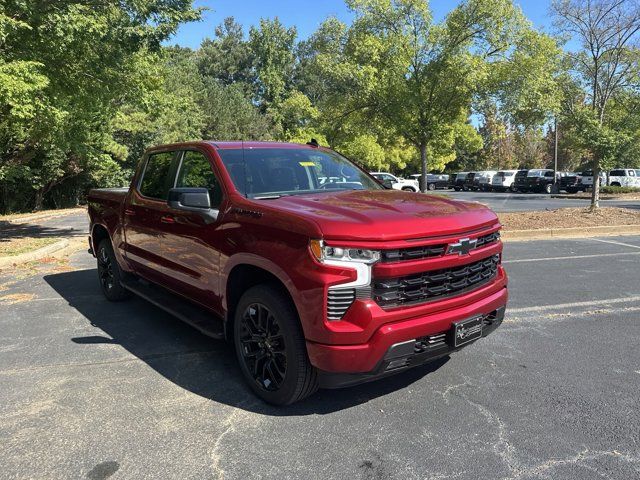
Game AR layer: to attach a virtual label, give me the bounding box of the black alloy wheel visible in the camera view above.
[238,302,287,392]
[96,239,130,301]
[233,285,318,405]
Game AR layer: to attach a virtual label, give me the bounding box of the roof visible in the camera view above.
[205,140,320,150]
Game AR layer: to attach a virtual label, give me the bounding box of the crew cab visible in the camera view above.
[524,169,556,193]
[370,172,419,192]
[491,170,518,192]
[608,168,640,188]
[560,172,582,193]
[474,171,498,191]
[452,172,470,191]
[88,141,507,405]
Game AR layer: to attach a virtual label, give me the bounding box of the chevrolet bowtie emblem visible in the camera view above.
[447,237,478,256]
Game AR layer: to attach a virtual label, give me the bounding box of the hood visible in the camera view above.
[261,189,499,242]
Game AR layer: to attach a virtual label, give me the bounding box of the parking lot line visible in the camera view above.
[508,295,640,314]
[503,251,640,264]
[589,238,640,249]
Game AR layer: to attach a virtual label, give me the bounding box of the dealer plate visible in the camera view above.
[452,315,483,347]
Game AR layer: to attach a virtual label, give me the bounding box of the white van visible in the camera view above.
[608,169,640,188]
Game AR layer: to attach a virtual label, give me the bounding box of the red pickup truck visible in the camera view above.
[88,141,507,405]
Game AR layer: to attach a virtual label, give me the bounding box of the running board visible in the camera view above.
[121,278,224,339]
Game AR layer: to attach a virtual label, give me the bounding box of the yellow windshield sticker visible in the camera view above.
[299,161,316,167]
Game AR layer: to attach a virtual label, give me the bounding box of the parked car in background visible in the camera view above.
[560,172,582,193]
[608,168,640,187]
[512,170,529,192]
[452,172,470,191]
[491,170,518,192]
[410,173,450,191]
[578,170,607,191]
[475,171,498,191]
[87,140,508,405]
[464,172,478,191]
[371,172,419,192]
[524,169,555,193]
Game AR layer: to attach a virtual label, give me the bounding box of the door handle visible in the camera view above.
[160,215,176,224]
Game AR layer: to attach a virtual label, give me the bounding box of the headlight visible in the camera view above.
[310,240,380,264]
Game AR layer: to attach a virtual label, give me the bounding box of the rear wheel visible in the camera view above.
[402,186,415,192]
[545,183,553,194]
[234,284,318,405]
[427,183,436,191]
[96,239,130,301]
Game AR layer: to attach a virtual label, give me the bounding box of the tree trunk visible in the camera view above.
[420,142,428,193]
[33,189,45,212]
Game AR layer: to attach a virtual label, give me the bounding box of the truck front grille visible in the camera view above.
[381,231,499,263]
[372,254,500,308]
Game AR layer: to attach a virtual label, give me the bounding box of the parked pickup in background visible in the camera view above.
[608,168,640,188]
[491,170,518,192]
[88,141,507,405]
[409,173,450,191]
[371,172,419,192]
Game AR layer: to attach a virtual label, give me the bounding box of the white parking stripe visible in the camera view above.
[508,295,640,314]
[503,251,640,263]
[589,238,640,250]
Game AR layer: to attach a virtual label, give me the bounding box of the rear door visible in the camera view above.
[123,149,180,286]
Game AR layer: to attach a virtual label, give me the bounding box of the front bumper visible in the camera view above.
[307,284,508,386]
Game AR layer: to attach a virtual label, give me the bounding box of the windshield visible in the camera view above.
[217,147,382,198]
[527,170,548,177]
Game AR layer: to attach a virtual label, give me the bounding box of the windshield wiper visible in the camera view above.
[253,194,289,200]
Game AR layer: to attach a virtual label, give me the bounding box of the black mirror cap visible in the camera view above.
[168,187,211,209]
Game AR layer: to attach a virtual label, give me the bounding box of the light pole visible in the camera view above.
[552,116,559,193]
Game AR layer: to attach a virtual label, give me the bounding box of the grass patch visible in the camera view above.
[600,186,640,194]
[0,237,60,257]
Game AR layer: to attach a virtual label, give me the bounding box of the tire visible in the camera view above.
[509,185,517,193]
[402,186,415,192]
[454,187,461,191]
[233,284,318,405]
[545,183,553,194]
[96,239,130,301]
[427,183,436,191]
[567,188,577,194]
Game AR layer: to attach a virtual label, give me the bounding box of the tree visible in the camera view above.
[553,0,640,209]
[315,0,561,192]
[0,0,201,212]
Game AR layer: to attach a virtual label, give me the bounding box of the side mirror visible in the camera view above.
[168,188,218,223]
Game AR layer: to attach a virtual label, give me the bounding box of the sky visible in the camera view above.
[169,0,556,49]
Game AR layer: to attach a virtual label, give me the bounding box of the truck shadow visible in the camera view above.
[44,268,448,416]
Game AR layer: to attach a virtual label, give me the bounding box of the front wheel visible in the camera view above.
[234,284,318,405]
[545,183,553,194]
[96,239,130,301]
[427,183,436,191]
[402,186,415,192]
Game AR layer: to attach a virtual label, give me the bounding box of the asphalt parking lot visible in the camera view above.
[1,235,639,479]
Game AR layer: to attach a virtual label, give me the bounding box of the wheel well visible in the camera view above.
[91,224,110,253]
[225,264,295,339]
[611,182,621,187]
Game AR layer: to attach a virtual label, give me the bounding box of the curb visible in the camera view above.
[502,224,640,242]
[0,239,70,268]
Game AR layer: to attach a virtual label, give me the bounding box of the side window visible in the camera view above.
[610,170,625,176]
[175,150,222,207]
[139,152,175,200]
[544,171,555,177]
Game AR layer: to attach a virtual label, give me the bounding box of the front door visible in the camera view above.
[157,149,225,313]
